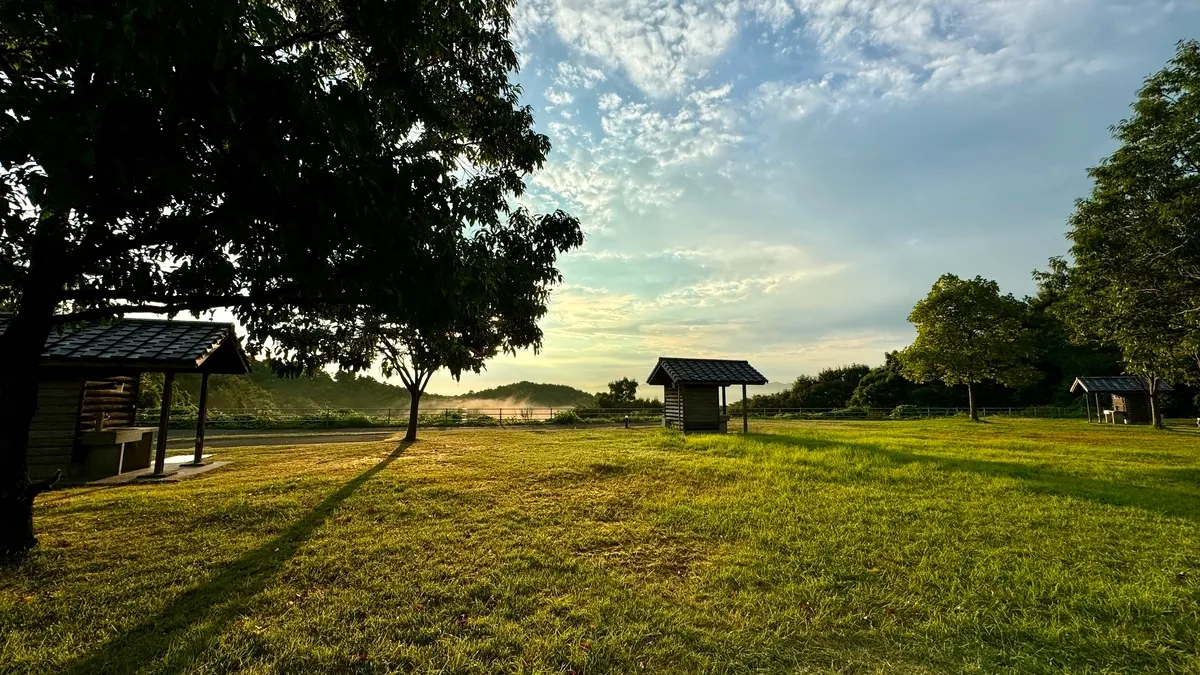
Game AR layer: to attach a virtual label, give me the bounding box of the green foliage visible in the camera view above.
[889,404,920,419]
[549,409,583,425]
[747,364,872,409]
[899,274,1039,418]
[1042,40,1200,413]
[594,377,660,409]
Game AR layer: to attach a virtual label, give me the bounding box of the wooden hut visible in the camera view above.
[1069,376,1172,425]
[647,357,767,433]
[1,316,250,481]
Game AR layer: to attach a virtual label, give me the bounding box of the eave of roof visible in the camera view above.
[647,357,768,386]
[0,315,251,374]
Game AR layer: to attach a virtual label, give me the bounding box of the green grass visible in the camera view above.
[3,419,1199,674]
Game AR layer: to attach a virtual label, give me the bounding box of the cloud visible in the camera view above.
[553,61,608,89]
[515,0,742,97]
[750,0,1179,117]
[530,83,743,225]
[544,88,575,106]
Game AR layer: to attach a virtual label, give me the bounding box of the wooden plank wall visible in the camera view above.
[79,375,139,430]
[28,377,86,477]
[681,386,720,431]
[663,386,684,428]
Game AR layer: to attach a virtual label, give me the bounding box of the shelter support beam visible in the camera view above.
[151,372,174,476]
[742,384,747,434]
[183,372,209,467]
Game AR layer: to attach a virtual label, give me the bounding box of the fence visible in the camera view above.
[137,404,1087,430]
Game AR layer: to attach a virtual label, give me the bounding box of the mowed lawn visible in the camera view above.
[3,420,1200,674]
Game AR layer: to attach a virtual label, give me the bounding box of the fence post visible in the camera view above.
[499,408,503,425]
[386,408,391,426]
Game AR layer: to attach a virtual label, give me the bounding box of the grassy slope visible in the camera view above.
[2,419,1199,674]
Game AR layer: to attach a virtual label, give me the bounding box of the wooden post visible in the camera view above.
[183,372,210,467]
[152,372,174,476]
[1084,392,1092,423]
[741,384,748,434]
[721,386,727,415]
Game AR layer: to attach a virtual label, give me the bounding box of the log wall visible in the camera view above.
[27,377,85,478]
[79,375,139,430]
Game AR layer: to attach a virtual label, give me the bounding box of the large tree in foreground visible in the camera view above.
[898,275,1038,421]
[278,208,583,442]
[1040,40,1200,427]
[0,0,569,555]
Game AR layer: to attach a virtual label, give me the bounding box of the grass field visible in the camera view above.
[2,419,1199,674]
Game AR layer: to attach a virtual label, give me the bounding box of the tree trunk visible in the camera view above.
[404,387,422,442]
[967,382,978,422]
[1148,378,1162,429]
[1,218,70,557]
[0,301,59,557]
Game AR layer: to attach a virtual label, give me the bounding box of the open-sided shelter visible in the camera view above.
[1,316,250,482]
[647,357,767,433]
[1070,376,1172,425]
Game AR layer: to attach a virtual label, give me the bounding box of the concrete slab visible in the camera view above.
[88,460,231,485]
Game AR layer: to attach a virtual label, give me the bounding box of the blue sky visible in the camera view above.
[432,0,1195,394]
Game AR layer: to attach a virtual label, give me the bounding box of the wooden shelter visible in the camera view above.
[1,316,250,481]
[647,357,767,433]
[1070,376,1172,425]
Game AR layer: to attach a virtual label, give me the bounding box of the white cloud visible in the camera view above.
[517,0,741,97]
[751,0,1174,115]
[533,84,743,225]
[544,88,575,105]
[553,61,608,89]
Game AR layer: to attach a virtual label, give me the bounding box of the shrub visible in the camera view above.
[550,410,583,425]
[890,404,920,419]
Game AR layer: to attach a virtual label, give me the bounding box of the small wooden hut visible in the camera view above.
[1069,376,1172,425]
[647,357,767,433]
[1,316,250,481]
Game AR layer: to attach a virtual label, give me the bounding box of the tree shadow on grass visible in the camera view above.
[60,442,413,675]
[749,433,1200,521]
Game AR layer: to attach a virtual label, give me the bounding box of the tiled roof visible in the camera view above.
[647,357,768,386]
[1070,376,1173,394]
[0,315,249,373]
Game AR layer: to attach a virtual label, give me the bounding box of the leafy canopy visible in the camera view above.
[0,0,558,351]
[1042,39,1200,387]
[899,274,1038,389]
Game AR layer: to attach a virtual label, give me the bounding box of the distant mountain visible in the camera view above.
[443,381,595,407]
[162,365,595,411]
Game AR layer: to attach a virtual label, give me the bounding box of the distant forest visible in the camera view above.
[743,286,1199,416]
[140,363,596,412]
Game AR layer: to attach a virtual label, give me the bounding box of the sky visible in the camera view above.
[193,0,1197,396]
[413,0,1198,395]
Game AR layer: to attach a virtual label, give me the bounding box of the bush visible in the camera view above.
[890,404,920,419]
[550,410,583,425]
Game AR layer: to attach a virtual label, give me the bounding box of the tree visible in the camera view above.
[595,378,640,408]
[1039,40,1200,428]
[0,0,566,555]
[898,275,1039,421]
[849,353,920,408]
[361,210,581,442]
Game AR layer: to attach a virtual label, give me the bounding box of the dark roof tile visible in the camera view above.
[1070,376,1173,394]
[0,315,249,373]
[647,357,768,386]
